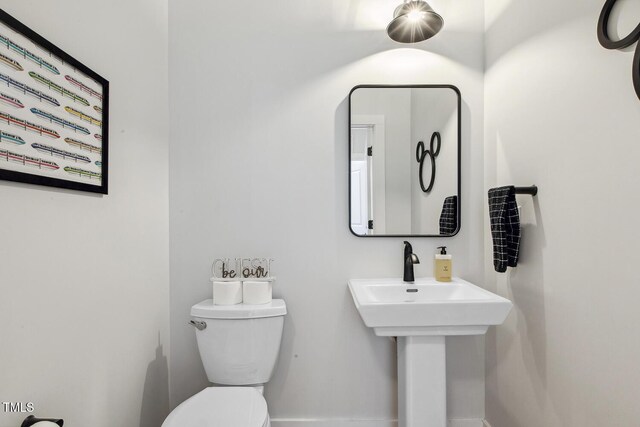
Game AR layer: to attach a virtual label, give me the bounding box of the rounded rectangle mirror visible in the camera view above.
[349,85,461,237]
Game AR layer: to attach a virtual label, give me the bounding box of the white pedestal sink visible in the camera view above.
[348,277,512,427]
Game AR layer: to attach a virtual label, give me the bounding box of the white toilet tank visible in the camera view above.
[190,299,286,386]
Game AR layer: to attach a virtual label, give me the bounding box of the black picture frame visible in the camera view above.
[348,84,462,238]
[0,9,109,194]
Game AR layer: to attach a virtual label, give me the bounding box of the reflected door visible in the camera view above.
[350,126,372,235]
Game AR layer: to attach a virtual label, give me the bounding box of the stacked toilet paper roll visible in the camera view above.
[212,281,242,305]
[242,281,272,304]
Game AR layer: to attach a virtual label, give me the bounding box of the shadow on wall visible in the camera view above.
[140,335,170,427]
[265,297,296,409]
[509,199,549,409]
[485,0,597,69]
[486,196,574,426]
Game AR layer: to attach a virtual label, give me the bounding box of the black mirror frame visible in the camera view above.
[348,84,462,238]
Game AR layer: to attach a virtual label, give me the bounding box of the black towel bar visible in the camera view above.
[513,185,538,196]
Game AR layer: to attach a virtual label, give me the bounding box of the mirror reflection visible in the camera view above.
[349,85,460,237]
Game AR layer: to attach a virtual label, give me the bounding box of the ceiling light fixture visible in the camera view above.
[387,0,444,44]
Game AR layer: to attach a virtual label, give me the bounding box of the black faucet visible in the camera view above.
[403,241,420,282]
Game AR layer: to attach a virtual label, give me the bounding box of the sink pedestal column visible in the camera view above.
[397,336,446,427]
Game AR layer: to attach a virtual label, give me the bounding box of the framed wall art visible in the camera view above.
[0,9,109,194]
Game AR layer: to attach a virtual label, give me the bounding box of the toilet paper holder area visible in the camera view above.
[189,320,207,330]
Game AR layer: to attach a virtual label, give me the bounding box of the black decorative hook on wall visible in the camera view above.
[597,0,640,100]
[416,132,441,193]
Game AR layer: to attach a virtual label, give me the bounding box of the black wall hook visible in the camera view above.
[597,0,640,100]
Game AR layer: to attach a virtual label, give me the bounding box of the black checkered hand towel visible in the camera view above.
[488,186,521,272]
[439,195,458,235]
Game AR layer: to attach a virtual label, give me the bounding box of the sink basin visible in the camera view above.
[348,277,512,336]
[348,277,513,427]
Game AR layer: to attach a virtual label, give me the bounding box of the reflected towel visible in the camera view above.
[488,186,521,272]
[439,195,458,235]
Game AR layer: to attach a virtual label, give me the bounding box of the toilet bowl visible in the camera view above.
[161,387,269,427]
[162,299,286,427]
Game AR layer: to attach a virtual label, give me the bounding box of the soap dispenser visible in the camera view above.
[435,246,452,282]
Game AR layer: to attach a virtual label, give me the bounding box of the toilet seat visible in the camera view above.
[161,387,269,427]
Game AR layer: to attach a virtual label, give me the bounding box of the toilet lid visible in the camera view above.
[162,387,268,427]
[191,299,286,319]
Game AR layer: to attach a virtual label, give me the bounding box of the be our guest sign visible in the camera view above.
[212,258,274,280]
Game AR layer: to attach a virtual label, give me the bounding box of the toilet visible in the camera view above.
[162,298,287,427]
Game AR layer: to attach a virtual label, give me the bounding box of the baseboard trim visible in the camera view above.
[449,419,485,427]
[270,419,396,427]
[483,420,493,427]
[270,418,484,427]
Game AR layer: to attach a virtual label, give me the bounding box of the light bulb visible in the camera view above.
[407,10,425,22]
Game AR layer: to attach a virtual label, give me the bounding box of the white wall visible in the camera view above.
[484,0,640,425]
[0,2,170,427]
[169,0,487,424]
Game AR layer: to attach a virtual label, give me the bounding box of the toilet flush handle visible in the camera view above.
[189,320,207,330]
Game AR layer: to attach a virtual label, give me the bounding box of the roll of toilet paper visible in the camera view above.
[242,281,272,304]
[213,281,242,305]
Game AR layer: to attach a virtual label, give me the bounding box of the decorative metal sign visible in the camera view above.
[212,258,274,280]
[597,0,640,100]
[416,131,440,193]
